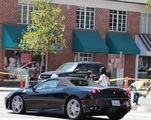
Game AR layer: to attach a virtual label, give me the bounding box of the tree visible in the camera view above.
[19,0,66,55]
[146,0,151,7]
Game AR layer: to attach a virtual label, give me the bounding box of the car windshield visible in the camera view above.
[56,63,77,71]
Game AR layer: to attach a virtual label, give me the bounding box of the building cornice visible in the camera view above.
[109,0,147,5]
[18,0,151,13]
[52,0,151,13]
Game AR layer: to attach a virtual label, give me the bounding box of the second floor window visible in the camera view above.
[76,7,95,29]
[18,1,38,24]
[140,13,151,34]
[109,10,127,32]
[75,53,93,62]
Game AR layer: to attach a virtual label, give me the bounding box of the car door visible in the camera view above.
[49,86,67,110]
[70,64,87,78]
[25,80,59,111]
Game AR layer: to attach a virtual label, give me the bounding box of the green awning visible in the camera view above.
[106,32,140,55]
[72,30,109,53]
[2,24,27,48]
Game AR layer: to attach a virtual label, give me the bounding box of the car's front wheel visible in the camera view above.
[66,97,84,120]
[11,95,25,114]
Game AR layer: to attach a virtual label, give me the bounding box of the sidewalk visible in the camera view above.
[132,93,151,112]
[0,87,19,91]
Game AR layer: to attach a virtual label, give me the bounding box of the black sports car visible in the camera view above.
[5,77,131,120]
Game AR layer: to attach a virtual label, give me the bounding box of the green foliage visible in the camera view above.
[19,0,66,55]
[146,0,151,8]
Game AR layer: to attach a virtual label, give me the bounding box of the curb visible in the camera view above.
[0,88,19,92]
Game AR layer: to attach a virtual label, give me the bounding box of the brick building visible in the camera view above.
[0,0,151,84]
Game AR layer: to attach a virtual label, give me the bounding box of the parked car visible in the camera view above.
[5,77,131,120]
[39,62,106,80]
[4,61,39,80]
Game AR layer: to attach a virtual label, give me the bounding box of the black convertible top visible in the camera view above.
[47,77,101,87]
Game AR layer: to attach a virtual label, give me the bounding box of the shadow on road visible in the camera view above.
[7,111,109,120]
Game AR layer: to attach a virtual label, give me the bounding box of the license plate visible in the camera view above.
[111,100,120,106]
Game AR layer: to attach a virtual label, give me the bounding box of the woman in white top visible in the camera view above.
[98,67,108,87]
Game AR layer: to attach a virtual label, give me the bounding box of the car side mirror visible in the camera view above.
[29,85,36,91]
[74,69,79,72]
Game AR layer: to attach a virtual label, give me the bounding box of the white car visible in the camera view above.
[5,61,39,80]
[13,61,36,75]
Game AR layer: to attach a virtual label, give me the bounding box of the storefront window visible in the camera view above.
[107,54,125,74]
[138,56,148,72]
[108,53,125,86]
[4,50,45,80]
[138,56,151,78]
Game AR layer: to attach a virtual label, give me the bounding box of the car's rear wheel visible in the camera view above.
[11,95,25,114]
[66,97,84,120]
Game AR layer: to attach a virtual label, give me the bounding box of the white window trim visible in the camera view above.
[109,10,127,32]
[140,13,151,34]
[18,0,36,24]
[76,7,95,30]
[75,52,93,62]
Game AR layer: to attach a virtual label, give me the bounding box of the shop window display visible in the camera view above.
[4,50,45,80]
[138,56,151,78]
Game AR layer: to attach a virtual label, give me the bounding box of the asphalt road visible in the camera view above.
[0,92,151,120]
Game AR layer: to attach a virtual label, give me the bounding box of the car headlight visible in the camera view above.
[51,74,59,78]
[38,75,41,79]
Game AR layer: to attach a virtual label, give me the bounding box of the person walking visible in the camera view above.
[98,67,108,87]
[129,80,150,105]
[106,69,111,86]
[85,70,93,80]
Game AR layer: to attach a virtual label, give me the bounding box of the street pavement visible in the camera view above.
[133,93,151,112]
[0,87,19,91]
[0,87,151,113]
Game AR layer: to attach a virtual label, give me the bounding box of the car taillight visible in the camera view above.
[90,89,101,94]
[91,89,96,94]
[97,89,101,94]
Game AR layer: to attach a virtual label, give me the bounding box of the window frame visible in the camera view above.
[75,52,93,62]
[18,1,38,24]
[139,13,151,34]
[76,6,95,29]
[109,10,127,32]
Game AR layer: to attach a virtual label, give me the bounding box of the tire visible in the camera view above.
[11,95,25,114]
[66,97,84,120]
